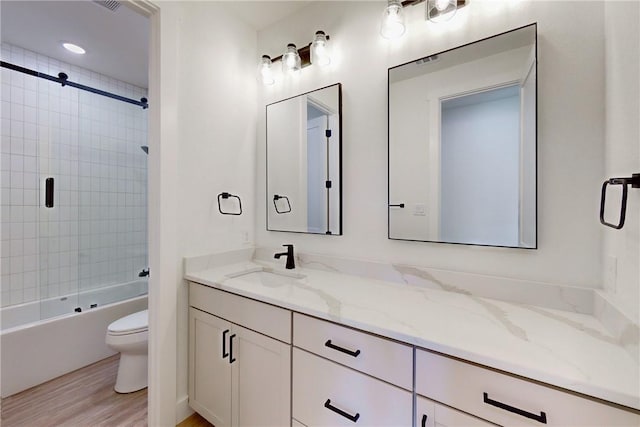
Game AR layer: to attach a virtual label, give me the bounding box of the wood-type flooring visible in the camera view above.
[1,355,147,427]
[1,355,215,427]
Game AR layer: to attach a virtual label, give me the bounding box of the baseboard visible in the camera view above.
[176,395,193,425]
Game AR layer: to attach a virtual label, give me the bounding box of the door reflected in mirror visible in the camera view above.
[267,83,342,235]
[388,24,537,248]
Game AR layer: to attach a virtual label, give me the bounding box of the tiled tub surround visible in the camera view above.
[184,248,640,412]
[0,43,148,309]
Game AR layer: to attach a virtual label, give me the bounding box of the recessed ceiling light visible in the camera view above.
[62,42,86,55]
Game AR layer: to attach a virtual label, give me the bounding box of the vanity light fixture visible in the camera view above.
[62,42,86,55]
[258,55,275,86]
[311,31,331,67]
[258,31,332,85]
[381,0,467,39]
[426,0,458,22]
[282,43,302,74]
[380,0,406,39]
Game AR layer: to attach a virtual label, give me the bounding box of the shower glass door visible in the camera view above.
[75,89,148,310]
[2,45,147,328]
[37,74,81,319]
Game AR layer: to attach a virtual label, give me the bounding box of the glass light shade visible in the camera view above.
[311,31,331,67]
[282,44,301,74]
[258,55,275,86]
[427,0,457,22]
[380,0,406,39]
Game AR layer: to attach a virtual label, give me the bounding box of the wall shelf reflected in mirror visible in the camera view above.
[388,24,537,249]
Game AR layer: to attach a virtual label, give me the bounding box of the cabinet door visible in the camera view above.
[232,324,291,427]
[189,308,233,427]
[417,396,497,427]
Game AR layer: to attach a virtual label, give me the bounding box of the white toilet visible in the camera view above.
[106,309,148,393]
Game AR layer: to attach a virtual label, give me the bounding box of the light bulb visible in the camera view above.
[380,0,406,39]
[282,44,301,74]
[311,31,331,67]
[435,0,450,11]
[427,0,457,22]
[258,55,275,86]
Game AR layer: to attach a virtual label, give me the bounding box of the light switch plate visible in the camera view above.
[413,203,426,216]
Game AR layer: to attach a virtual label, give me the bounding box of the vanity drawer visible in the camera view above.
[416,349,640,427]
[293,348,412,427]
[293,313,412,390]
[189,282,291,343]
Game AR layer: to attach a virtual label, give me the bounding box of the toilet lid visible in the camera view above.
[108,309,148,335]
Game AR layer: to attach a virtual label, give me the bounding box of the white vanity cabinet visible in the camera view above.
[416,349,640,427]
[186,276,640,427]
[292,314,413,426]
[188,283,291,427]
[417,396,498,427]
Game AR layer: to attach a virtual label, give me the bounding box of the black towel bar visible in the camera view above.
[217,192,242,215]
[273,194,292,214]
[600,173,639,229]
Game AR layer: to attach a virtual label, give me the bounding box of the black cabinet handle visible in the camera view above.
[45,177,54,208]
[483,392,547,424]
[324,340,361,357]
[389,203,405,208]
[421,414,428,427]
[324,399,360,423]
[229,334,236,364]
[222,329,230,359]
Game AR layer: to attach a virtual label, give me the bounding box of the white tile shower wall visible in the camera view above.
[0,43,148,308]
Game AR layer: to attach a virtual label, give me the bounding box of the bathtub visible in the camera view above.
[1,280,148,398]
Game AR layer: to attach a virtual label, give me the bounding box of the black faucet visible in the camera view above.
[139,268,150,277]
[274,244,295,269]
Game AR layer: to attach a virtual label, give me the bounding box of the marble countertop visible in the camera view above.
[185,258,640,412]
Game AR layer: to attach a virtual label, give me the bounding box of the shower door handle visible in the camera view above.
[45,177,54,208]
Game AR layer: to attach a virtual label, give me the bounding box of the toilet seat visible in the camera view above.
[108,309,148,336]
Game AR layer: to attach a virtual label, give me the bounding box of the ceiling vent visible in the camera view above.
[416,54,439,66]
[93,0,121,12]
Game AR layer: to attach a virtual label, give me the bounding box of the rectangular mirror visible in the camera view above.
[388,24,537,248]
[267,83,342,235]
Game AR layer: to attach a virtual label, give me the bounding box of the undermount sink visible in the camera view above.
[226,268,305,287]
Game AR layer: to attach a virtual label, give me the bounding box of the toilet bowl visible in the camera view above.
[106,309,148,393]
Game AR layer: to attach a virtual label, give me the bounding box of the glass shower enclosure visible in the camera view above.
[1,44,148,327]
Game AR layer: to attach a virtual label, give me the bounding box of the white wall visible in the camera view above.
[603,1,640,323]
[267,96,308,231]
[256,1,605,288]
[174,1,258,422]
[440,91,520,246]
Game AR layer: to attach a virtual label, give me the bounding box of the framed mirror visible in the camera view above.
[267,83,342,235]
[388,24,537,248]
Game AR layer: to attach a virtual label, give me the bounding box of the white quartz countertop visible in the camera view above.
[185,259,640,411]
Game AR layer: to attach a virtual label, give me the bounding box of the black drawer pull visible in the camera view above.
[324,399,360,423]
[421,414,428,427]
[324,340,361,357]
[483,392,547,424]
[229,333,237,364]
[222,329,230,359]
